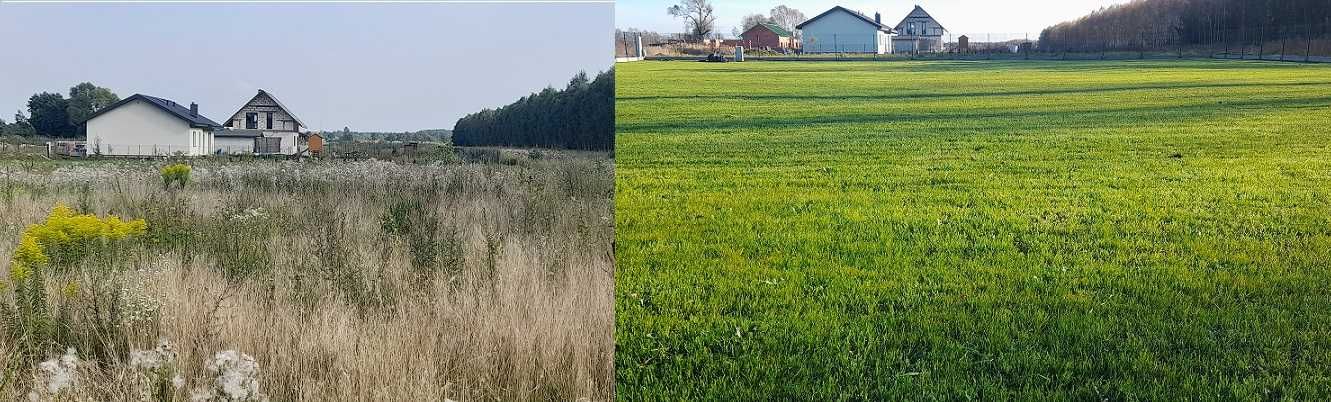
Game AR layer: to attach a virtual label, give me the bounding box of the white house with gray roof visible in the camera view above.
[85,94,222,156]
[84,90,309,157]
[796,6,895,54]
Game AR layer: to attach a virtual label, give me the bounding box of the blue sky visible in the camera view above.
[617,0,1134,39]
[0,2,613,132]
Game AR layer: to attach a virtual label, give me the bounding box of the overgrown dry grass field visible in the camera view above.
[615,60,1331,399]
[0,153,613,401]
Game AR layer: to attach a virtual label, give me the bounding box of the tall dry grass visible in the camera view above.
[0,155,614,401]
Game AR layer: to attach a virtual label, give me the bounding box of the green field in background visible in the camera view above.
[615,60,1331,399]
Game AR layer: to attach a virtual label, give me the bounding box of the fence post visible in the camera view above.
[987,34,993,60]
[1280,35,1286,61]
[1139,32,1145,59]
[1223,28,1230,59]
[1306,23,1313,63]
[1258,22,1266,60]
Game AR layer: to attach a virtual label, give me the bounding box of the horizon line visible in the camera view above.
[1,0,612,4]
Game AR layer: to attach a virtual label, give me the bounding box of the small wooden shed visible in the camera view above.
[306,132,324,156]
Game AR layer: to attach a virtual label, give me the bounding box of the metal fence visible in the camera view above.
[41,142,294,158]
[615,32,644,59]
[320,141,454,161]
[624,23,1331,63]
[0,142,47,158]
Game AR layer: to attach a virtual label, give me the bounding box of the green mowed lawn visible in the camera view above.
[615,60,1331,400]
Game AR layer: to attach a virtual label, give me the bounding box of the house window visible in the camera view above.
[245,113,258,129]
[266,113,273,130]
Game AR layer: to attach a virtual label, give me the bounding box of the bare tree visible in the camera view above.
[739,13,770,33]
[769,5,807,39]
[667,0,717,40]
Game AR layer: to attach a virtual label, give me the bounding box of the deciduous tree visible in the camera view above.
[2,112,36,137]
[739,13,770,33]
[27,92,72,138]
[668,0,716,40]
[769,5,807,39]
[66,82,120,136]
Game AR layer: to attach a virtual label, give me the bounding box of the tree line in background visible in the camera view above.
[2,83,119,139]
[327,127,451,143]
[452,69,613,151]
[1040,0,1331,52]
[656,0,806,42]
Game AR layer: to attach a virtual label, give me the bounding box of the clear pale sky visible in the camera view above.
[0,2,613,132]
[617,0,1133,38]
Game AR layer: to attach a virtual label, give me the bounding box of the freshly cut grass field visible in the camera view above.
[615,60,1331,399]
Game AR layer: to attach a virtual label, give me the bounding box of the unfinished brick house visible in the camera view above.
[218,89,306,155]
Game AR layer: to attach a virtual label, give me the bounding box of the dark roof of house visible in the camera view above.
[795,6,893,33]
[894,5,947,32]
[214,129,265,138]
[227,89,307,130]
[85,94,223,129]
[744,22,793,37]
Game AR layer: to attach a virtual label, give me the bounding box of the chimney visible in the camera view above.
[190,102,198,117]
[874,12,881,24]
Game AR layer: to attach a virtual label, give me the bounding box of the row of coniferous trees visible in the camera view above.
[452,69,613,151]
[1039,0,1330,52]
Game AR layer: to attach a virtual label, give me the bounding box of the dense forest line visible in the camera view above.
[1040,0,1331,52]
[452,69,613,151]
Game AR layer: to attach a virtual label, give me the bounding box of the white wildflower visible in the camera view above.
[130,338,177,370]
[193,350,265,402]
[130,339,184,401]
[29,348,80,400]
[229,207,267,221]
[119,278,161,328]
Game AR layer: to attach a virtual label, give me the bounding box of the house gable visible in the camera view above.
[796,6,889,32]
[893,6,947,37]
[225,90,305,132]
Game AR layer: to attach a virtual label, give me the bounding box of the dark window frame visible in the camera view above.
[245,112,258,129]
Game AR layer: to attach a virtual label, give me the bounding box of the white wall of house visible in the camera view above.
[799,10,891,54]
[893,37,945,53]
[213,132,299,155]
[265,132,299,155]
[215,137,255,155]
[87,99,210,156]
